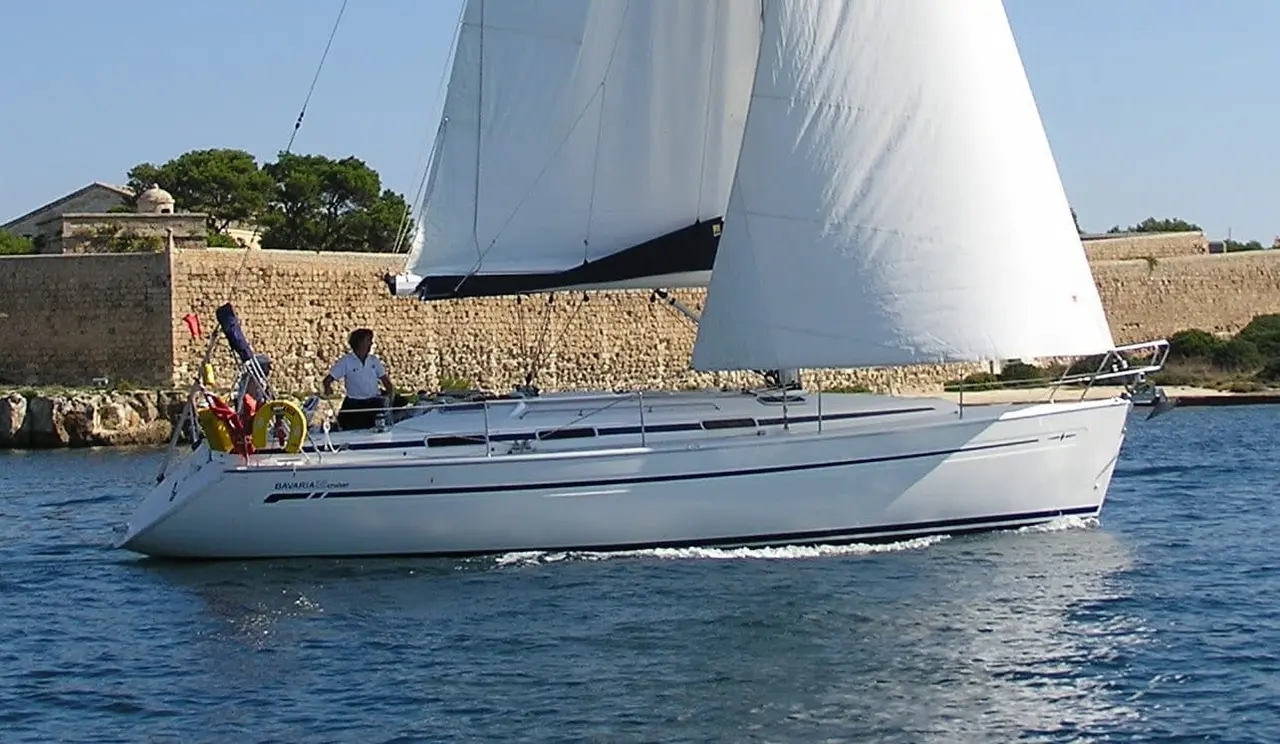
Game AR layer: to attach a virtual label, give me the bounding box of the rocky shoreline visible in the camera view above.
[0,390,188,449]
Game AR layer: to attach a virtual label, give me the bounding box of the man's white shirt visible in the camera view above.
[329,353,386,399]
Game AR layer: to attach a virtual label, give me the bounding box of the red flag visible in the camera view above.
[182,313,202,339]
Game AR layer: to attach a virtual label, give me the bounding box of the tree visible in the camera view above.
[260,152,413,252]
[0,230,35,255]
[345,188,413,253]
[126,148,274,234]
[1236,314,1280,359]
[1167,329,1221,362]
[1223,239,1265,253]
[1211,338,1263,373]
[1106,217,1202,234]
[1070,206,1082,235]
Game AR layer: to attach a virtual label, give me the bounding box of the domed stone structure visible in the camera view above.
[136,184,175,214]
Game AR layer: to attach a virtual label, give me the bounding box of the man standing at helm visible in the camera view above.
[323,328,394,430]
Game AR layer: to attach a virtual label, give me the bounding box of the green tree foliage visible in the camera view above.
[1222,239,1266,252]
[81,224,163,253]
[1158,316,1280,387]
[1236,314,1280,359]
[1167,329,1222,361]
[205,231,242,248]
[127,149,274,234]
[1210,338,1263,372]
[0,230,35,255]
[123,148,413,252]
[997,361,1047,382]
[260,153,412,253]
[1106,217,1203,234]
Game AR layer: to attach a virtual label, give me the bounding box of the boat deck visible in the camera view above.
[245,388,1082,468]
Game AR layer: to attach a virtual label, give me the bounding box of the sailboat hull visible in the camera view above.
[118,394,1130,559]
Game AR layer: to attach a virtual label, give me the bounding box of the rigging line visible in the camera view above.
[582,84,606,265]
[524,293,558,385]
[531,292,590,384]
[449,22,618,297]
[395,120,441,256]
[288,0,349,154]
[225,0,348,306]
[515,295,530,376]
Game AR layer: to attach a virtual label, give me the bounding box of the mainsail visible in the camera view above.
[403,0,761,299]
[691,0,1115,370]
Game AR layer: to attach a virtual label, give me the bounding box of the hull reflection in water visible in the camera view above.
[782,521,1143,738]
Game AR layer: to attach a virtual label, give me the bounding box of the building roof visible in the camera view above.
[1,182,134,230]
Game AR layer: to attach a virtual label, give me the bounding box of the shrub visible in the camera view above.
[1210,338,1263,373]
[1168,329,1222,361]
[998,361,1049,383]
[438,375,474,392]
[1225,380,1265,393]
[1151,367,1206,387]
[81,224,163,253]
[1257,359,1280,384]
[206,231,242,248]
[0,230,35,255]
[1064,354,1108,377]
[1236,314,1280,359]
[944,372,1000,392]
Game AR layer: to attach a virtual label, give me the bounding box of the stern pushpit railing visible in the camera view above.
[954,339,1171,417]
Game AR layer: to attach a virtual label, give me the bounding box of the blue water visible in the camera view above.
[1,406,1277,743]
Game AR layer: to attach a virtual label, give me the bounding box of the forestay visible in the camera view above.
[691,0,1116,371]
[407,0,760,299]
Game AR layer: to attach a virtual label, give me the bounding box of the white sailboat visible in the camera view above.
[117,0,1168,560]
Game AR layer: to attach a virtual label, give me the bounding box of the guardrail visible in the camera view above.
[954,339,1171,416]
[157,339,1170,478]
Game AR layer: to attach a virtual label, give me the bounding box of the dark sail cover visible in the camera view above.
[215,303,254,363]
[412,219,722,300]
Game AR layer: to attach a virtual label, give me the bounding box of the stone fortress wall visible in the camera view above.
[1080,230,1207,262]
[0,252,174,388]
[3,230,1279,395]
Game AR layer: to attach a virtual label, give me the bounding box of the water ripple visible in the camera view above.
[0,408,1278,741]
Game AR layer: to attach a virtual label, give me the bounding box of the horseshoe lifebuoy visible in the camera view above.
[251,400,308,452]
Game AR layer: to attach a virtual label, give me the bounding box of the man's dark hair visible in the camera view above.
[348,328,374,351]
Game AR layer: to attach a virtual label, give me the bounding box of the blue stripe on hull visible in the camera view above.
[224,505,1103,560]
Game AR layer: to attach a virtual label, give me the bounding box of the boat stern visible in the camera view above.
[114,442,227,554]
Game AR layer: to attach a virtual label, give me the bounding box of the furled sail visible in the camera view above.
[691,0,1116,371]
[401,0,760,299]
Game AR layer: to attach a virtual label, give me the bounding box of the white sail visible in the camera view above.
[691,0,1115,371]
[407,0,760,298]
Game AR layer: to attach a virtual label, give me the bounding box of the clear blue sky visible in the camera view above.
[2,1,1276,241]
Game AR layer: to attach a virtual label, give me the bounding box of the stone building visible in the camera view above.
[2,183,207,253]
[2,182,133,241]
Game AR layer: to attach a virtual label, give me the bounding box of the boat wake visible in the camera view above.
[492,516,1099,567]
[1013,515,1101,534]
[493,535,950,567]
